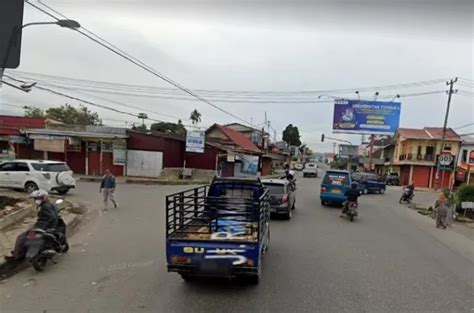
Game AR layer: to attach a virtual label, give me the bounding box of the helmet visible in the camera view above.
[30,190,49,201]
[289,170,295,176]
[351,182,358,189]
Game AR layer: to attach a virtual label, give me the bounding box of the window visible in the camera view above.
[263,184,285,195]
[31,163,70,172]
[417,146,422,155]
[15,163,30,172]
[461,149,468,163]
[443,144,452,151]
[324,172,349,186]
[0,163,16,171]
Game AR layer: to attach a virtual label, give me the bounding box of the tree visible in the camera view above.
[131,124,148,133]
[23,104,102,125]
[282,124,301,146]
[23,106,45,118]
[150,119,186,136]
[189,109,202,125]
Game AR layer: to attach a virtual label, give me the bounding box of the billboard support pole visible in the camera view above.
[368,134,374,172]
[435,78,457,190]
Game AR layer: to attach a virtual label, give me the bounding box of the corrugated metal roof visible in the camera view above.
[23,128,128,139]
[397,127,460,141]
[208,124,261,153]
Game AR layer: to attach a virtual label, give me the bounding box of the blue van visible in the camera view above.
[352,172,386,194]
[320,170,351,205]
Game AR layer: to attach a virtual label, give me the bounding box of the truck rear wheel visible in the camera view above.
[247,273,260,284]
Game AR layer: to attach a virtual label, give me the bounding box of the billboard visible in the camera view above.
[333,100,401,135]
[186,131,205,153]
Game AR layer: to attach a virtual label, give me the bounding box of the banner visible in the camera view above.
[113,148,126,165]
[186,131,205,153]
[240,155,259,174]
[333,100,401,134]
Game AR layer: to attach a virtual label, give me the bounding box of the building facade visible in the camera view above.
[390,127,461,188]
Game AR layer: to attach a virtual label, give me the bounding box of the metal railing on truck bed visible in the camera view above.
[165,178,269,242]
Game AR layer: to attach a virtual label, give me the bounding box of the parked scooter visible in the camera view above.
[25,200,69,272]
[343,201,358,222]
[399,188,415,204]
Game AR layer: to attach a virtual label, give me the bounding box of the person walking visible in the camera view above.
[100,169,117,210]
[435,193,448,229]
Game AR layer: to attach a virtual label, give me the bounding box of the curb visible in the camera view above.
[0,212,84,279]
[0,205,34,231]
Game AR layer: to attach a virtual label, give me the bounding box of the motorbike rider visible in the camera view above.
[5,190,59,261]
[341,182,361,217]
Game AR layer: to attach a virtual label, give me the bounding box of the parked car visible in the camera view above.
[262,179,296,219]
[0,160,76,194]
[320,170,351,206]
[302,163,318,178]
[352,172,386,194]
[385,172,400,186]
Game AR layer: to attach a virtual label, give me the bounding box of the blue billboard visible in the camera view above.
[333,100,401,135]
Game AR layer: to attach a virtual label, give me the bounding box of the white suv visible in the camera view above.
[0,160,76,194]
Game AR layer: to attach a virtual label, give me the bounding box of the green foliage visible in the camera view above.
[291,156,298,161]
[24,104,102,126]
[330,159,348,170]
[23,106,45,118]
[189,109,202,125]
[150,119,186,136]
[131,124,148,133]
[455,184,474,205]
[282,124,301,146]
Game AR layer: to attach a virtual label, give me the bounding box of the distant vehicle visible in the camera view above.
[262,179,296,220]
[302,163,318,177]
[320,170,351,205]
[294,163,304,171]
[165,177,270,284]
[352,172,386,194]
[0,160,76,194]
[385,172,400,186]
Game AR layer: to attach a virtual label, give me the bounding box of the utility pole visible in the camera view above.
[138,113,148,128]
[435,77,458,189]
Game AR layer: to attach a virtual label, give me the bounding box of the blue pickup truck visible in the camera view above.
[165,177,270,284]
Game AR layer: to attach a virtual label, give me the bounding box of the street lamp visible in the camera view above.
[22,19,81,29]
[1,19,81,90]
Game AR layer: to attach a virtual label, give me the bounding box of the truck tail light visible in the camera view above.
[281,195,288,204]
[172,256,191,264]
[320,186,326,192]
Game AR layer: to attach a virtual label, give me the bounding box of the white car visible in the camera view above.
[302,163,318,177]
[0,160,76,194]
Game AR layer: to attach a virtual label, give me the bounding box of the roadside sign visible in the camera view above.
[185,131,205,153]
[438,152,454,170]
[0,0,25,68]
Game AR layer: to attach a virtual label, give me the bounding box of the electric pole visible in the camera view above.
[435,77,458,189]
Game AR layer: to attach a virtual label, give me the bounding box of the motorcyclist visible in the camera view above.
[5,190,59,261]
[407,181,415,196]
[341,182,360,217]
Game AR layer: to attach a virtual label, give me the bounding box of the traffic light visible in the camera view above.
[321,134,325,142]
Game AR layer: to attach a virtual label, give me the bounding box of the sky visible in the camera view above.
[1,0,473,152]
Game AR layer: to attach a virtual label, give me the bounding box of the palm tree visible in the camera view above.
[190,109,202,125]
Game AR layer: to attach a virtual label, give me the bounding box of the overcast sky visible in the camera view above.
[1,0,473,152]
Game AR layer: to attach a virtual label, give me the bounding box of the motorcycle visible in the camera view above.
[343,201,358,222]
[25,200,69,272]
[399,188,414,204]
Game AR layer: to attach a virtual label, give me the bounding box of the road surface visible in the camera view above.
[1,172,473,313]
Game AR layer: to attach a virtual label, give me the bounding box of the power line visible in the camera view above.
[4,74,206,129]
[26,0,252,126]
[9,69,452,98]
[454,122,474,130]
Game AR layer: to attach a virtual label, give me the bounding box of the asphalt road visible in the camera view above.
[1,172,473,313]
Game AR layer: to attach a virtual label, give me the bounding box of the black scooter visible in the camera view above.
[25,200,69,272]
